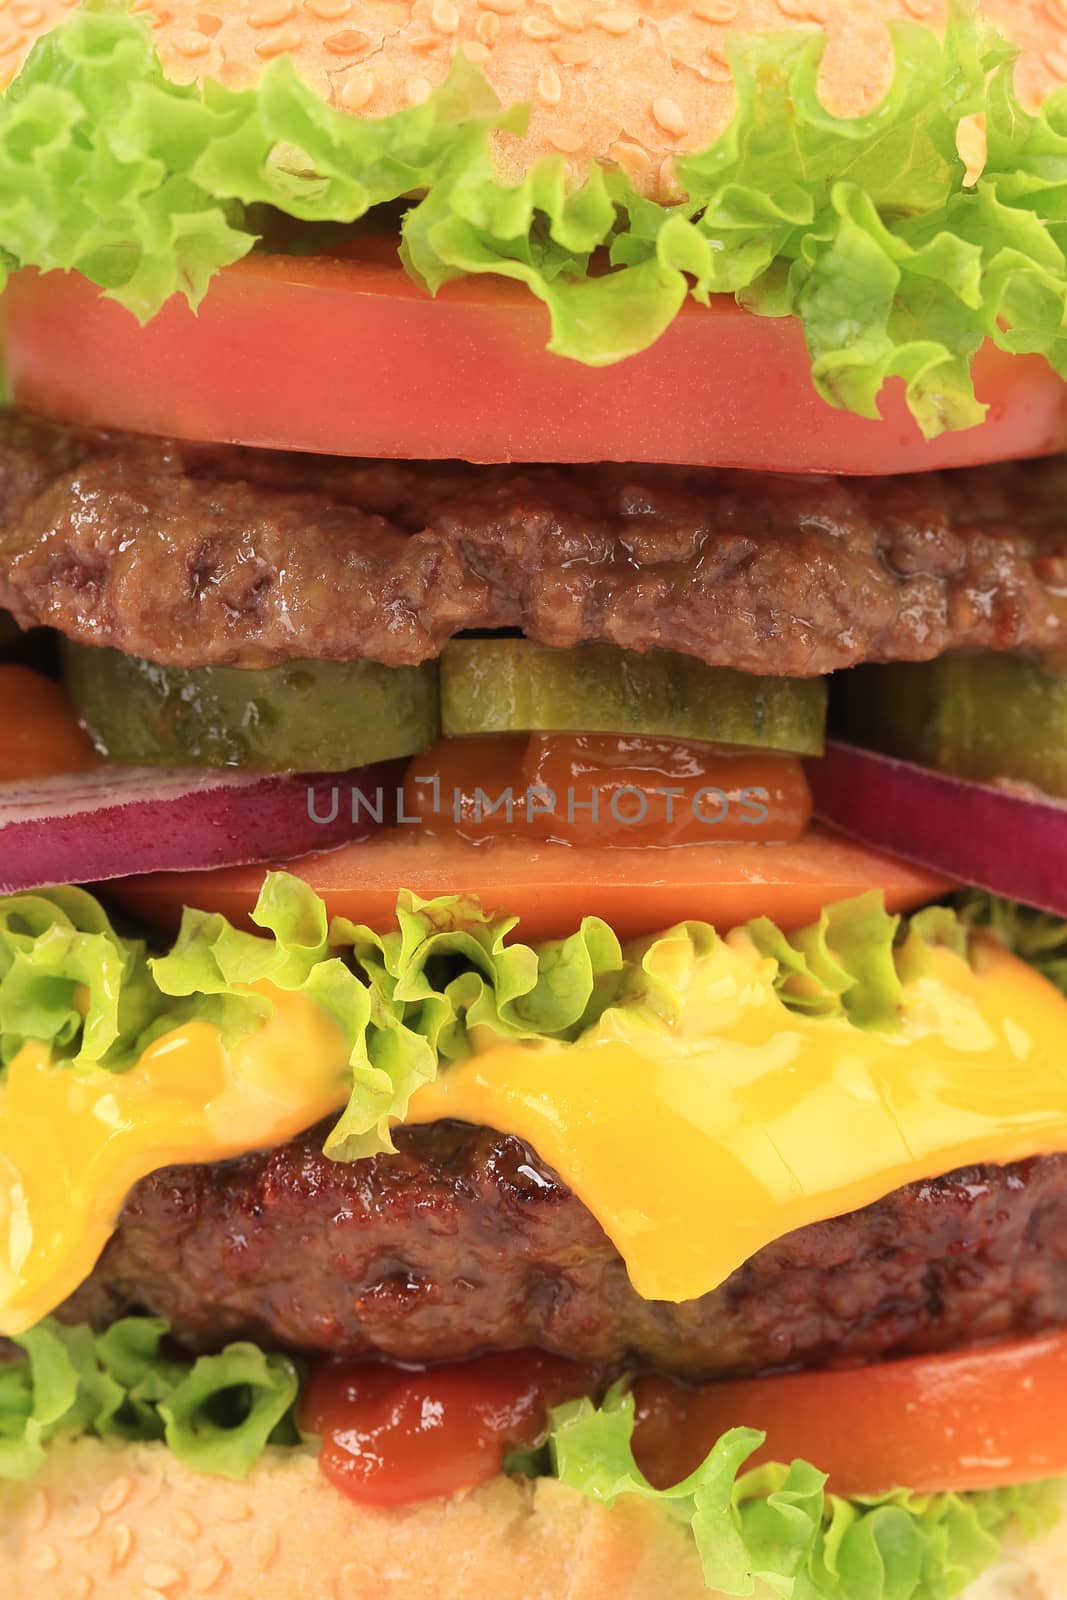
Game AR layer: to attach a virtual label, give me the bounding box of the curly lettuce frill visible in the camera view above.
[2,2,1067,434]
[0,874,986,1161]
[0,1317,297,1482]
[548,1387,1063,1600]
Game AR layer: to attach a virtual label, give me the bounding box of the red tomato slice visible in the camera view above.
[6,257,1066,473]
[632,1330,1067,1497]
[107,824,951,941]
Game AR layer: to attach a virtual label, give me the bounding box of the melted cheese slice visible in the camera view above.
[4,935,1067,1333]
[407,936,1067,1302]
[0,986,351,1336]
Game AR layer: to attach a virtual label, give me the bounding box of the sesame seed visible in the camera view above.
[29,1544,58,1575]
[475,10,499,44]
[70,1504,103,1540]
[339,67,375,107]
[521,14,559,37]
[462,38,490,60]
[249,0,294,25]
[431,0,459,32]
[536,62,562,103]
[26,1490,50,1533]
[550,0,583,29]
[478,0,522,12]
[547,127,584,153]
[406,74,433,104]
[171,30,212,55]
[305,0,352,15]
[657,153,684,201]
[609,137,652,185]
[100,1477,133,1516]
[143,1562,184,1590]
[704,47,731,82]
[691,0,736,18]
[172,1508,202,1541]
[190,1553,229,1593]
[254,21,304,55]
[110,1523,135,1571]
[592,9,633,32]
[651,93,687,136]
[551,38,594,63]
[322,26,369,52]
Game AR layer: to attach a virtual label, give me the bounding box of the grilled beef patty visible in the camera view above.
[2,411,1066,674]
[58,1122,1067,1379]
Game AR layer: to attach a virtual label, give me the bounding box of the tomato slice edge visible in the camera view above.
[633,1329,1067,1498]
[7,260,1067,472]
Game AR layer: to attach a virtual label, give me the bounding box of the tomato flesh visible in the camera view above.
[109,823,951,942]
[299,1331,1067,1507]
[631,1331,1067,1497]
[7,258,1066,472]
[0,666,99,781]
[404,735,811,847]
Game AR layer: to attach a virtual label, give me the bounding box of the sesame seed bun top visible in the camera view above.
[3,0,1063,202]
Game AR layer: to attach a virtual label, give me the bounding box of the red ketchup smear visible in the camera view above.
[300,1351,601,1507]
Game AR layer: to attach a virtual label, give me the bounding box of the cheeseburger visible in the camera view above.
[5,0,1067,1596]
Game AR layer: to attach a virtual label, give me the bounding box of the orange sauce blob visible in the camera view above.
[0,665,99,781]
[403,733,811,846]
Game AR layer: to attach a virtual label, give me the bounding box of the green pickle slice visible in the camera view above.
[62,644,440,772]
[440,640,826,755]
[837,654,1067,797]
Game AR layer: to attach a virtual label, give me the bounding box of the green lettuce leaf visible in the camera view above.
[150,879,625,1159]
[954,893,1067,994]
[0,886,162,1070]
[2,2,1067,433]
[0,874,980,1159]
[746,891,968,1031]
[0,1317,297,1481]
[548,1386,1064,1600]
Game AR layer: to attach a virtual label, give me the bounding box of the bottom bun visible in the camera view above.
[1,1440,1066,1600]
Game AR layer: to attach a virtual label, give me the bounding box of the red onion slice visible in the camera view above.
[808,741,1067,917]
[0,766,389,893]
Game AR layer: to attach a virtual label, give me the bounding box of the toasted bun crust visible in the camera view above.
[2,1441,1067,1600]
[3,0,1064,200]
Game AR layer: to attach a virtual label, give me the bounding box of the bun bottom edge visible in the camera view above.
[2,1438,1066,1600]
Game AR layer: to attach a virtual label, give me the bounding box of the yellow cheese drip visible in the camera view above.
[0,985,351,1337]
[406,937,1067,1302]
[5,935,1067,1332]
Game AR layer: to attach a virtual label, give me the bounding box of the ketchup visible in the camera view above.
[403,733,811,847]
[300,1351,601,1507]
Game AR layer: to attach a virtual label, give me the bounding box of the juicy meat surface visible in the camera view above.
[59,1123,1067,1379]
[2,411,1067,674]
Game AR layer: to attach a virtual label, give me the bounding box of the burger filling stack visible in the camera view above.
[4,1,1067,1596]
